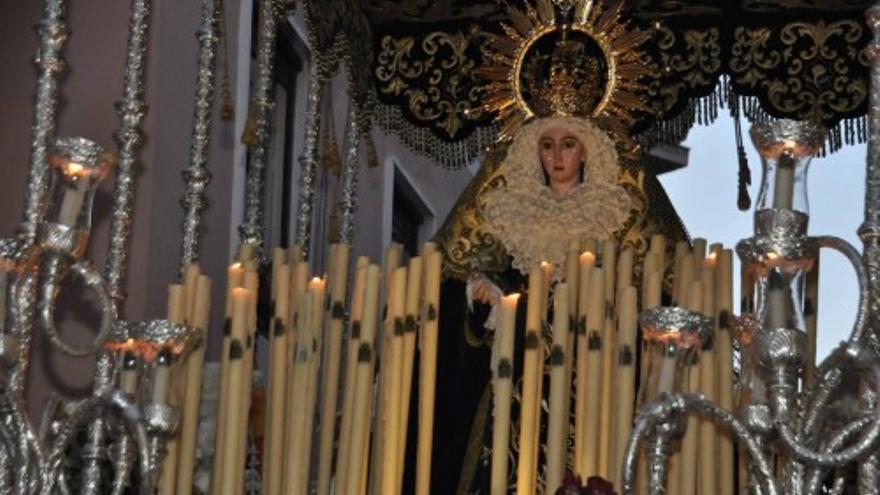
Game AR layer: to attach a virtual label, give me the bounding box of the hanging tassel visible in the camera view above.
[731,93,751,211]
[365,132,379,168]
[241,110,258,147]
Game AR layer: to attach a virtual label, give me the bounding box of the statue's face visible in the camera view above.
[538,126,585,192]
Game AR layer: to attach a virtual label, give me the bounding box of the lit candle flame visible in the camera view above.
[704,251,718,268]
[65,162,85,177]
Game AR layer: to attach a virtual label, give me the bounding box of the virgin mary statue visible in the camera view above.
[404,2,689,493]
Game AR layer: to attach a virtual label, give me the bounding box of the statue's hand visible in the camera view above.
[467,274,502,306]
[466,274,503,331]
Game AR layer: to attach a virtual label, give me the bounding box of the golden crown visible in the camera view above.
[529,38,603,118]
[475,0,651,140]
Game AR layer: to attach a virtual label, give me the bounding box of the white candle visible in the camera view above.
[716,249,736,495]
[699,266,717,495]
[582,267,604,479]
[151,349,173,405]
[318,245,350,495]
[381,267,407,495]
[773,153,796,210]
[416,251,442,495]
[517,264,544,495]
[220,288,251,495]
[546,284,570,493]
[337,257,369,495]
[679,281,703,495]
[58,176,88,227]
[612,286,638,490]
[121,348,138,395]
[344,265,381,495]
[395,256,423,495]
[766,270,789,329]
[575,251,595,474]
[491,293,519,495]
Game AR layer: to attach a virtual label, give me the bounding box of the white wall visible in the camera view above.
[349,129,474,265]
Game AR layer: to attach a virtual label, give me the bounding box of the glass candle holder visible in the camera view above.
[749,119,826,216]
[638,306,711,408]
[737,234,813,333]
[734,315,768,407]
[46,137,116,231]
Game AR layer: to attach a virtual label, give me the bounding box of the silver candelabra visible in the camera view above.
[620,5,880,489]
[0,0,224,492]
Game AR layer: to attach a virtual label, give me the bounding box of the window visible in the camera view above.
[390,166,434,259]
[392,180,425,259]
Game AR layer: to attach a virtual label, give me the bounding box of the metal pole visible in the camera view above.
[86,1,152,493]
[20,0,69,244]
[861,3,880,350]
[293,62,323,257]
[179,0,221,272]
[7,0,70,398]
[238,0,281,250]
[105,0,152,304]
[337,101,361,245]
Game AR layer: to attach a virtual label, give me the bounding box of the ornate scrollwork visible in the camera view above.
[374,29,489,140]
[644,25,723,119]
[367,1,874,162]
[729,20,869,123]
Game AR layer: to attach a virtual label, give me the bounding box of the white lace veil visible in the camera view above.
[483,116,633,276]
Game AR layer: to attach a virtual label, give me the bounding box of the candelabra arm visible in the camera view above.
[860,454,880,495]
[0,391,45,495]
[108,391,153,493]
[813,236,871,346]
[801,360,843,440]
[0,420,20,493]
[803,414,873,494]
[621,405,657,495]
[142,403,180,491]
[776,362,880,467]
[622,394,777,495]
[55,473,72,495]
[42,390,153,495]
[37,259,116,357]
[667,394,779,495]
[109,433,136,495]
[6,270,36,396]
[36,395,62,446]
[645,435,674,495]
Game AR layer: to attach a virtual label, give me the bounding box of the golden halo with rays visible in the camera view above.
[474,0,652,142]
